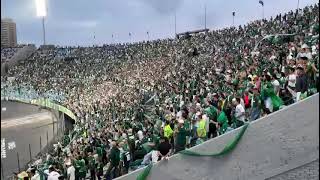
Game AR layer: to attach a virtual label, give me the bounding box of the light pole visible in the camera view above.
[42,17,46,45]
[36,0,47,45]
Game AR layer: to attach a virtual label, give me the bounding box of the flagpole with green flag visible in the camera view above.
[232,11,235,26]
[259,0,264,19]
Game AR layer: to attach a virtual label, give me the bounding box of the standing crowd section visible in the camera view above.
[1,47,21,64]
[1,4,319,180]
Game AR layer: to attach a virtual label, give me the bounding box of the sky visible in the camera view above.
[1,0,318,46]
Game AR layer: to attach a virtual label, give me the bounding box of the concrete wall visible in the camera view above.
[266,160,319,180]
[1,102,65,179]
[118,93,319,180]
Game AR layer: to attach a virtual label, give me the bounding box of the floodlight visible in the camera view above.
[35,0,47,17]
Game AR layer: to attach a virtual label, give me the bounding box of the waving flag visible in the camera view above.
[129,32,132,36]
[232,12,235,16]
[259,0,264,6]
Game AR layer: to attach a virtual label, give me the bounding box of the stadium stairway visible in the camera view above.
[117,93,319,180]
[1,45,37,75]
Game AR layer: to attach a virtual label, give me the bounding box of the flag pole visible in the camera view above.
[174,12,177,35]
[232,12,235,26]
[93,32,95,46]
[297,0,300,9]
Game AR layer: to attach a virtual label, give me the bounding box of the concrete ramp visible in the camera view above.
[118,93,319,180]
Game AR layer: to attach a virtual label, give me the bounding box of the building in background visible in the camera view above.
[1,18,17,47]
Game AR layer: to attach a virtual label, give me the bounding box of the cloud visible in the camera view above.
[70,21,98,29]
[139,0,185,15]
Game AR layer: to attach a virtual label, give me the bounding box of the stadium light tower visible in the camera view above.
[35,0,47,45]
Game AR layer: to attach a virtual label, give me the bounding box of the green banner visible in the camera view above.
[136,123,249,180]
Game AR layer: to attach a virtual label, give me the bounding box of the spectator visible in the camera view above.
[295,66,309,101]
[66,161,75,180]
[105,141,120,180]
[47,166,60,180]
[174,119,188,153]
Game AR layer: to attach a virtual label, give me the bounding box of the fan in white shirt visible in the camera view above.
[47,166,61,180]
[66,161,75,180]
[287,67,296,89]
[233,98,246,122]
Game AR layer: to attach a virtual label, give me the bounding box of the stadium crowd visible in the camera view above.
[1,47,21,63]
[1,4,319,180]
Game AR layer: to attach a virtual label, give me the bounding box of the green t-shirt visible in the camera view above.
[176,126,188,146]
[204,106,218,120]
[109,147,120,166]
[76,159,87,177]
[96,146,103,157]
[217,111,228,134]
[184,120,191,132]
